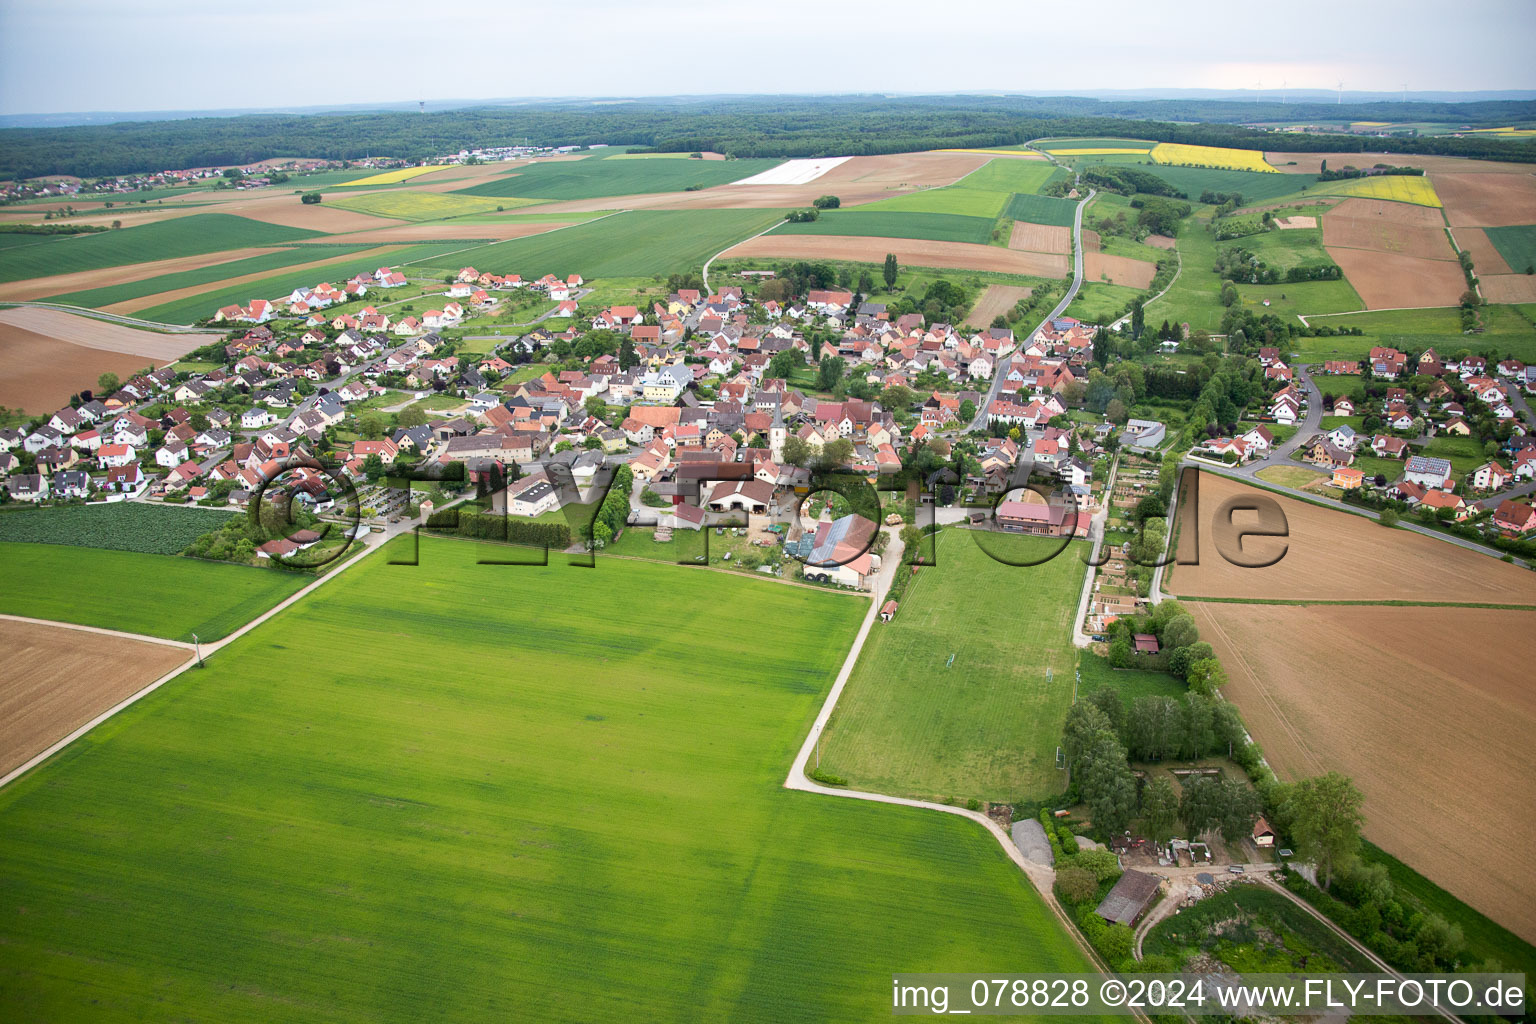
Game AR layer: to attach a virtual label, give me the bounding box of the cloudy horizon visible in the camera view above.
[2,0,1533,117]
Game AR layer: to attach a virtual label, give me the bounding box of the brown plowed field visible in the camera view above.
[106,243,405,315]
[1453,227,1512,274]
[1085,252,1156,288]
[0,246,284,302]
[1193,602,1536,943]
[0,306,204,360]
[1323,212,1456,261]
[1434,172,1536,227]
[964,284,1032,328]
[722,234,1069,276]
[0,619,191,777]
[1144,234,1177,248]
[1009,222,1071,254]
[1328,197,1446,229]
[1080,229,1101,253]
[1267,151,1536,175]
[1274,216,1317,230]
[1326,246,1466,309]
[1480,274,1536,303]
[0,324,165,412]
[1165,471,1536,604]
[200,192,406,232]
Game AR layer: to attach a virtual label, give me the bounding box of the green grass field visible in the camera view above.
[455,209,787,279]
[1139,165,1320,204]
[1223,224,1337,272]
[1075,650,1185,702]
[1485,225,1536,275]
[818,530,1087,803]
[1302,304,1536,363]
[42,244,377,308]
[134,241,477,324]
[1065,282,1141,322]
[0,535,1093,1022]
[1004,192,1080,227]
[854,187,1011,218]
[327,190,504,222]
[1237,277,1364,318]
[956,158,1058,194]
[1036,138,1156,152]
[453,152,784,200]
[770,210,995,244]
[0,542,307,641]
[0,504,237,554]
[0,214,324,284]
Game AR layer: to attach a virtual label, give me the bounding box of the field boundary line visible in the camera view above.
[0,612,195,649]
[0,525,408,792]
[0,300,224,333]
[703,215,787,293]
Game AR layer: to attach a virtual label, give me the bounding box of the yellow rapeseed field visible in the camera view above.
[1311,174,1443,208]
[343,164,452,187]
[328,190,502,221]
[1150,143,1278,173]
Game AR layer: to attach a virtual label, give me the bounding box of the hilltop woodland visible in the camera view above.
[4,96,1536,179]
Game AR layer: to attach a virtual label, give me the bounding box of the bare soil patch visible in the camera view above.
[1085,252,1156,288]
[1453,227,1512,275]
[1009,222,1071,254]
[1326,246,1466,309]
[1434,172,1536,228]
[723,234,1069,276]
[1165,471,1536,604]
[964,284,1033,328]
[1080,229,1101,253]
[0,247,282,302]
[1323,212,1456,261]
[1193,602,1536,943]
[1267,152,1536,175]
[0,306,202,360]
[1273,216,1317,230]
[203,192,404,233]
[0,324,165,412]
[1480,274,1536,303]
[1328,197,1446,229]
[0,619,191,777]
[1143,233,1177,248]
[107,243,404,315]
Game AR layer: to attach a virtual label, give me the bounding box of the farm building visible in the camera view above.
[1252,818,1276,848]
[995,499,1068,535]
[1133,634,1160,655]
[1095,869,1161,927]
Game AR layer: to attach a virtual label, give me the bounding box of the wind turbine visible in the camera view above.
[1402,83,1408,103]
[1281,79,1288,104]
[1255,79,1262,103]
[1337,80,1345,105]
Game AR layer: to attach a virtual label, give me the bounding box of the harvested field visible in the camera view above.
[1194,602,1536,943]
[1008,221,1071,254]
[104,243,403,315]
[1326,247,1466,309]
[722,234,1069,276]
[964,284,1032,328]
[1327,196,1445,229]
[315,221,562,244]
[1266,152,1536,175]
[0,324,162,412]
[1323,203,1457,261]
[1081,229,1101,252]
[1480,274,1536,303]
[1165,471,1536,604]
[0,246,281,302]
[1274,216,1317,230]
[1085,252,1156,288]
[1143,233,1177,248]
[1454,227,1513,274]
[0,619,190,777]
[192,193,403,233]
[1434,172,1536,228]
[0,307,201,360]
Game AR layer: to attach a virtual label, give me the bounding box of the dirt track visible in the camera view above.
[0,246,282,302]
[1084,252,1156,288]
[1009,222,1071,254]
[1165,471,1536,604]
[0,619,190,775]
[1194,602,1536,943]
[723,234,1069,276]
[1433,172,1536,227]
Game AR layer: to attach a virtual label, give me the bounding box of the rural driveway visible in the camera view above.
[967,188,1096,432]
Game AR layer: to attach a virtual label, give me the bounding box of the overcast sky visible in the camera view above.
[2,0,1533,115]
